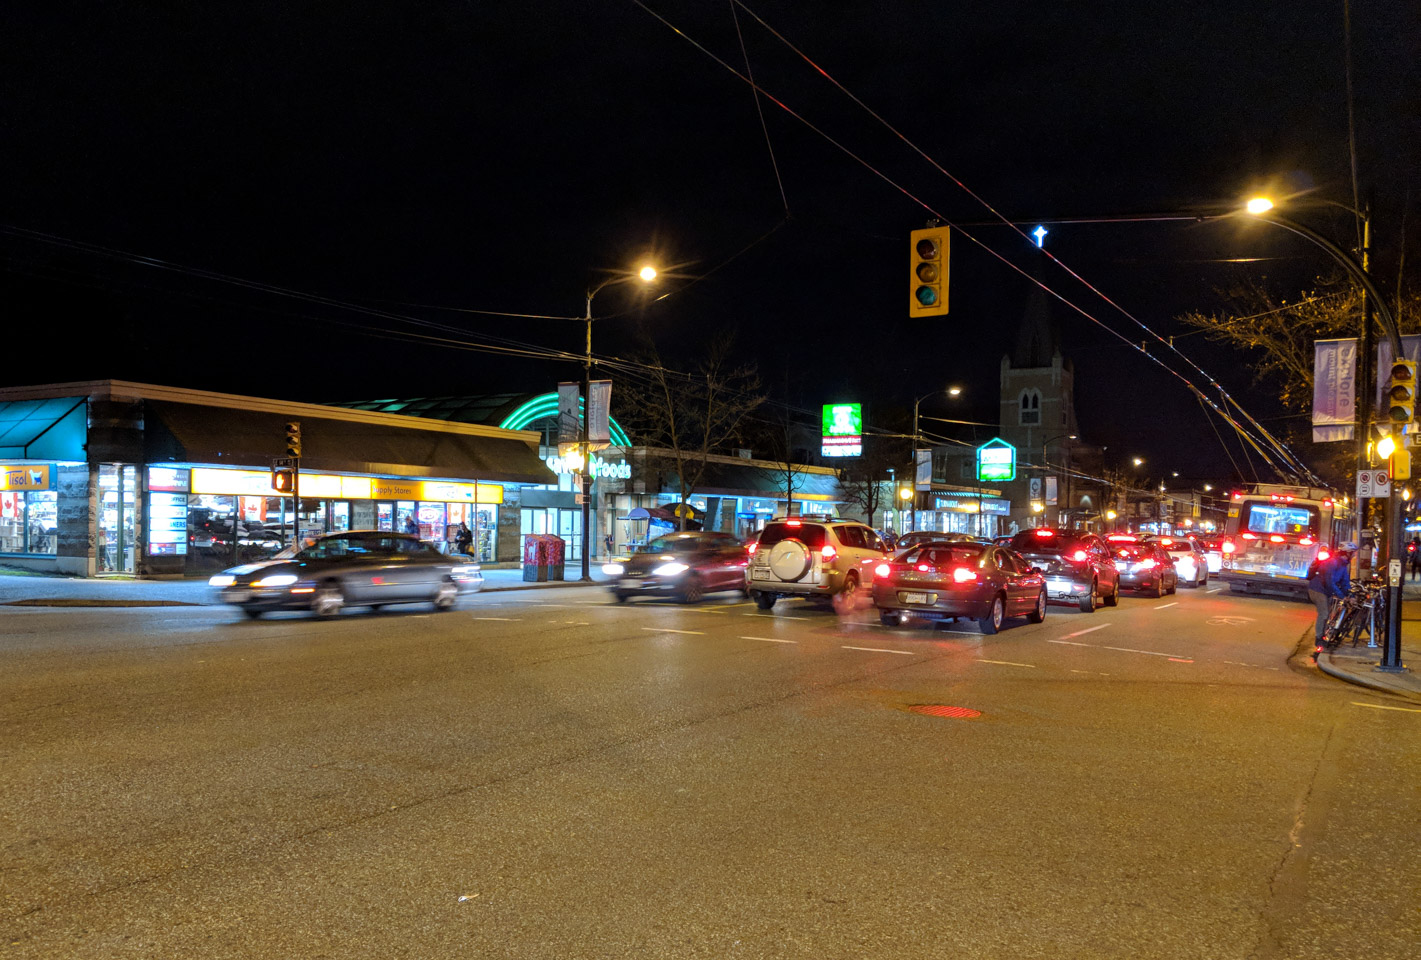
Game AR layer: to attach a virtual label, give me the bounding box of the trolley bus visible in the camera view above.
[1219,484,1355,600]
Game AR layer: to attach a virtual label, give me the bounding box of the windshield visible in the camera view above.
[1009,531,1084,556]
[899,544,986,566]
[640,537,702,554]
[1113,545,1151,560]
[756,523,827,549]
[1240,502,1319,537]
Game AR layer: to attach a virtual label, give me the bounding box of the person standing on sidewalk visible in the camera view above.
[1307,546,1350,652]
[1409,536,1421,581]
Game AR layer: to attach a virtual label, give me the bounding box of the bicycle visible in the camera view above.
[1318,577,1385,652]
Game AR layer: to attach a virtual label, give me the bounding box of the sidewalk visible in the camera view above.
[0,566,609,608]
[1307,579,1421,702]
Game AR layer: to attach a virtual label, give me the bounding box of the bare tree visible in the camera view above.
[618,332,765,529]
[748,402,810,515]
[836,435,904,526]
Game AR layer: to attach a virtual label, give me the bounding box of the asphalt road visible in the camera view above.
[2,582,1418,959]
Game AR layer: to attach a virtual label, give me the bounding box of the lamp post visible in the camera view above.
[1247,198,1405,672]
[908,386,961,533]
[577,265,658,581]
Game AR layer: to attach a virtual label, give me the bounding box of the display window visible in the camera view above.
[0,490,58,555]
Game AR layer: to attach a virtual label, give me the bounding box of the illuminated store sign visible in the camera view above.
[190,468,503,504]
[0,464,53,491]
[545,453,632,480]
[821,402,863,458]
[976,438,1017,482]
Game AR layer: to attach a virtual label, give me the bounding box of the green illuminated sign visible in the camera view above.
[821,403,863,458]
[976,438,1016,482]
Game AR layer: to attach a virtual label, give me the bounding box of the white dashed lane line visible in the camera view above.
[1352,701,1421,713]
[640,627,705,636]
[1062,623,1110,638]
[1207,588,1223,594]
[1154,602,1178,610]
[473,617,521,621]
[742,613,809,621]
[977,658,1036,667]
[740,636,797,644]
[842,645,916,656]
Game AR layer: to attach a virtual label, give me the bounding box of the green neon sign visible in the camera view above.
[976,438,1016,482]
[499,393,632,447]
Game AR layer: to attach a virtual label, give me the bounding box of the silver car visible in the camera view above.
[209,530,483,618]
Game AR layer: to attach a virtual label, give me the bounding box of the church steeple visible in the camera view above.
[1011,255,1058,370]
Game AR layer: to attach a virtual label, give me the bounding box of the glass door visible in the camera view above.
[98,464,138,574]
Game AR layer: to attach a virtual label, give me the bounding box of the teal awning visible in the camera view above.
[0,397,88,461]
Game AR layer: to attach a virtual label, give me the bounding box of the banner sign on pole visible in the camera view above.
[914,449,932,491]
[587,380,612,449]
[1312,338,1357,442]
[557,382,580,446]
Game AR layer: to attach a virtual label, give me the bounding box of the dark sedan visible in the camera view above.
[1108,536,1178,596]
[1008,529,1121,612]
[209,530,483,618]
[871,542,1047,634]
[604,531,749,603]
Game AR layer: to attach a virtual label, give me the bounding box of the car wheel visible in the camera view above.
[433,580,458,611]
[242,606,263,619]
[879,609,903,627]
[838,571,860,599]
[754,591,776,610]
[978,594,1006,634]
[311,581,345,619]
[1184,573,1198,589]
[613,590,630,603]
[1167,576,1178,595]
[678,575,704,604]
[1152,577,1165,599]
[1027,589,1047,624]
[1103,580,1119,607]
[1078,582,1097,613]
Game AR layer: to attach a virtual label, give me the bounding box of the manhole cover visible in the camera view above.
[908,704,982,719]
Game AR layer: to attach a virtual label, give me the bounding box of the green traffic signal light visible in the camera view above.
[909,227,949,317]
[1387,360,1417,423]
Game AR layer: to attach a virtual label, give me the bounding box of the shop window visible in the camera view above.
[0,490,58,555]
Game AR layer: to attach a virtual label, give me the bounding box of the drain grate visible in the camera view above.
[908,704,982,719]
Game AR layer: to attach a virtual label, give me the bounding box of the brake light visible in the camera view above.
[1035,529,1055,537]
[1317,549,1330,561]
[1222,540,1236,554]
[786,520,801,527]
[820,544,837,561]
[1071,549,1088,562]
[874,562,891,578]
[1299,537,1313,546]
[1269,535,1285,543]
[747,542,758,556]
[1241,533,1257,540]
[1160,537,1173,546]
[916,563,932,573]
[1138,558,1156,569]
[951,567,978,583]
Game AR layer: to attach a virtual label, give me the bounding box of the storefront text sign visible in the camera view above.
[545,453,631,480]
[0,464,53,491]
[192,468,502,504]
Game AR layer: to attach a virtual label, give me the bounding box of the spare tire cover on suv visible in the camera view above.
[768,539,812,581]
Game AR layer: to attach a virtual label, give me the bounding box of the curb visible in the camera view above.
[1300,627,1421,702]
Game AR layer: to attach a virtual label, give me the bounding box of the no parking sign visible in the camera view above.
[1357,469,1391,498]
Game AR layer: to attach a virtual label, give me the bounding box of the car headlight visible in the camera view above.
[451,565,482,582]
[602,563,625,575]
[208,574,236,587]
[652,562,689,577]
[253,574,299,588]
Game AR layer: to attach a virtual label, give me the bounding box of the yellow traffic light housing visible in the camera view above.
[909,226,949,317]
[285,420,303,458]
[1386,359,1417,425]
[272,467,294,493]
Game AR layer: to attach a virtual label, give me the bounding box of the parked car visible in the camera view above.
[746,517,892,609]
[1153,536,1209,587]
[872,541,1047,634]
[1107,536,1178,596]
[209,530,483,618]
[603,531,749,603]
[1007,528,1121,611]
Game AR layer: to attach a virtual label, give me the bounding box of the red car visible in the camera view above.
[872,541,1047,634]
[1008,529,1121,611]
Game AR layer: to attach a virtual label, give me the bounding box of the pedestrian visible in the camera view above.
[1306,548,1336,652]
[403,515,420,538]
[454,521,473,556]
[1409,536,1421,581]
[604,532,614,557]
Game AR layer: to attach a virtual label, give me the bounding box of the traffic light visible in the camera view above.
[1385,359,1417,425]
[271,467,294,493]
[285,420,302,458]
[909,226,949,317]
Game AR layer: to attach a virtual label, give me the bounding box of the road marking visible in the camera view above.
[1352,701,1421,713]
[1207,588,1223,594]
[842,645,915,656]
[722,602,757,609]
[1063,624,1110,638]
[473,617,521,621]
[740,635,797,644]
[1101,644,1192,661]
[641,627,704,636]
[1207,616,1256,625]
[1051,640,1093,647]
[977,658,1036,667]
[743,613,808,621]
[1070,669,1112,676]
[1154,602,1178,610]
[550,620,590,626]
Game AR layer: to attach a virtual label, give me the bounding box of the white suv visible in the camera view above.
[746,518,891,610]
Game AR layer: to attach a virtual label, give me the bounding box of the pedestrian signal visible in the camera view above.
[272,467,294,493]
[909,226,949,317]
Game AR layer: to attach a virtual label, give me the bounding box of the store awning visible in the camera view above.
[145,401,550,484]
[0,397,88,461]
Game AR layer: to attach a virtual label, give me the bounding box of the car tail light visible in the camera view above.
[1241,533,1257,540]
[1299,537,1313,546]
[1137,558,1156,569]
[1034,529,1055,537]
[786,519,801,527]
[1221,540,1236,554]
[820,544,837,561]
[1269,534,1285,543]
[747,541,758,556]
[1071,549,1088,562]
[874,562,891,578]
[1159,537,1173,546]
[1317,549,1330,561]
[951,567,978,583]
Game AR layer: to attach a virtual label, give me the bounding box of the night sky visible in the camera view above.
[4,1,1417,482]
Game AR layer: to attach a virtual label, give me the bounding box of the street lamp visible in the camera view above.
[908,386,962,532]
[577,265,658,581]
[1245,198,1405,672]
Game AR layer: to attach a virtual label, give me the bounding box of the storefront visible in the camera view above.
[0,381,550,577]
[907,489,1011,539]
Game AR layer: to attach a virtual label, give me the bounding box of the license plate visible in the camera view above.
[1114,561,1126,570]
[902,591,929,604]
[226,589,251,603]
[752,569,772,580]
